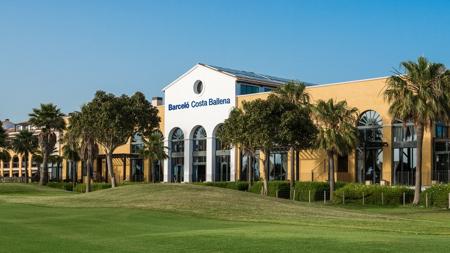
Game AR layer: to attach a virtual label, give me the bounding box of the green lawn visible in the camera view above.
[0,183,449,252]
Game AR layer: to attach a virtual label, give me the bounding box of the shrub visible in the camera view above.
[333,183,414,205]
[293,182,347,201]
[47,182,74,191]
[421,184,450,208]
[197,181,249,191]
[248,181,290,199]
[74,183,112,193]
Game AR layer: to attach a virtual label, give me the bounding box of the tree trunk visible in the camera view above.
[261,149,269,196]
[290,147,295,199]
[86,159,92,193]
[40,151,49,186]
[296,150,300,181]
[148,157,152,183]
[24,153,28,184]
[248,153,253,187]
[72,161,76,192]
[106,150,116,187]
[328,151,335,202]
[413,124,424,205]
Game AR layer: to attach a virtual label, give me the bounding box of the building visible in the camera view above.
[0,119,63,180]
[1,63,449,186]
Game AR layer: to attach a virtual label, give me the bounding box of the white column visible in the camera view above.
[183,137,192,183]
[206,137,214,182]
[230,147,236,182]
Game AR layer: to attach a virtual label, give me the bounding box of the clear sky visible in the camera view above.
[1,0,449,122]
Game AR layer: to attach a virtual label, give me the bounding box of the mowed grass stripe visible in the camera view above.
[0,183,450,252]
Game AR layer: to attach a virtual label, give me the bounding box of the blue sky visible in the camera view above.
[1,0,450,122]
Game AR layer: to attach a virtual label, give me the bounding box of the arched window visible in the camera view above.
[214,125,231,181]
[392,119,416,185]
[192,126,206,182]
[170,128,184,182]
[356,110,384,184]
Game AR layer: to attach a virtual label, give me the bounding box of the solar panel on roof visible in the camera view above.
[205,64,314,86]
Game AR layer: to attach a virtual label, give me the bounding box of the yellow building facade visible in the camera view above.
[1,64,448,186]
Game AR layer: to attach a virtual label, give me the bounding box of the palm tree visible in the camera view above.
[79,137,98,192]
[384,56,450,205]
[66,111,98,192]
[28,104,66,185]
[0,122,10,176]
[272,81,313,197]
[10,130,38,183]
[313,99,358,201]
[0,122,7,148]
[62,140,80,190]
[140,131,168,183]
[273,80,310,105]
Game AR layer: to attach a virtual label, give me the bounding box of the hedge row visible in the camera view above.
[47,182,112,193]
[248,181,291,199]
[198,181,346,200]
[333,183,414,205]
[197,181,249,191]
[293,182,346,201]
[421,184,450,208]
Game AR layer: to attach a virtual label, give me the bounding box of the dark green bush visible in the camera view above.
[421,184,450,208]
[333,183,414,205]
[248,181,290,199]
[74,183,112,193]
[293,182,347,201]
[47,182,74,191]
[198,181,249,191]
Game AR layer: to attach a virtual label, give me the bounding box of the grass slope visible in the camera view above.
[0,183,449,253]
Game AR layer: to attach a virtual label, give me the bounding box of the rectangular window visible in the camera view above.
[435,124,448,139]
[269,151,287,180]
[236,82,261,95]
[337,155,348,172]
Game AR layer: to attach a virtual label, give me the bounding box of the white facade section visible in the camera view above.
[163,64,237,183]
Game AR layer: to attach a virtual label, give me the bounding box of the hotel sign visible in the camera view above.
[168,98,231,111]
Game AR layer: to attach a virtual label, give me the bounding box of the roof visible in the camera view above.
[162,63,314,91]
[200,63,292,85]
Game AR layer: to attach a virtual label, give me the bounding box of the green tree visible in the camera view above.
[270,81,317,197]
[66,111,98,192]
[219,107,258,188]
[86,91,159,187]
[0,123,11,170]
[139,130,168,183]
[384,56,450,205]
[313,99,358,201]
[220,98,283,195]
[28,104,66,185]
[0,122,6,148]
[10,130,38,183]
[62,131,81,190]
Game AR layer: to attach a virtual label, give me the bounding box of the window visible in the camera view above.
[237,82,260,95]
[131,133,144,154]
[170,128,184,183]
[215,125,231,182]
[337,155,348,172]
[193,80,203,94]
[435,122,448,139]
[192,126,207,182]
[269,151,287,181]
[357,111,384,183]
[240,150,260,181]
[392,119,417,185]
